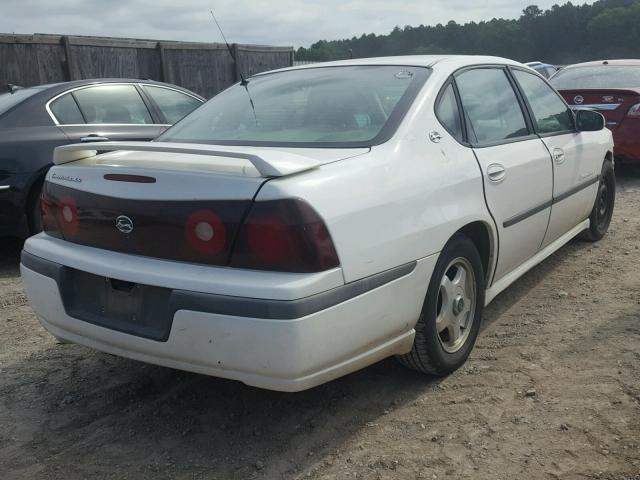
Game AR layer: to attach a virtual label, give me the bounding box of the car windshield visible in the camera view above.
[550,65,640,89]
[0,88,40,116]
[158,65,431,147]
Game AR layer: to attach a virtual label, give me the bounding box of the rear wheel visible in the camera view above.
[397,234,485,375]
[580,160,615,242]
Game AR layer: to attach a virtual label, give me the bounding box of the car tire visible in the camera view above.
[27,181,44,235]
[580,159,615,242]
[397,234,485,376]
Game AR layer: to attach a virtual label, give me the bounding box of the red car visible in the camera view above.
[550,59,640,162]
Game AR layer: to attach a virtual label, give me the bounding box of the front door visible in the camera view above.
[510,68,600,248]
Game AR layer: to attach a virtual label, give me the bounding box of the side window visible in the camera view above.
[73,85,153,125]
[512,69,575,134]
[435,83,463,142]
[143,86,202,124]
[455,68,529,145]
[49,93,84,124]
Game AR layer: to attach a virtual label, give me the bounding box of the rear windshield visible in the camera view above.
[550,65,640,89]
[158,65,431,148]
[0,88,40,116]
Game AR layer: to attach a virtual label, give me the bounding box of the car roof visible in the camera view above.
[564,59,640,69]
[14,78,203,99]
[526,61,555,68]
[261,55,524,76]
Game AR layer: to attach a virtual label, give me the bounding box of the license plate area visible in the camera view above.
[60,268,173,341]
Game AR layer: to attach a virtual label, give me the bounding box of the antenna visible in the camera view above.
[210,9,248,86]
[209,8,258,126]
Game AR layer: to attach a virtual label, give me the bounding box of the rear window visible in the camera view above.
[551,65,640,89]
[158,65,431,148]
[0,88,40,116]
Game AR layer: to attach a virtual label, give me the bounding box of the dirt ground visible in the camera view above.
[1,169,639,480]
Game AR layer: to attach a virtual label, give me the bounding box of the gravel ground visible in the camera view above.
[1,167,639,480]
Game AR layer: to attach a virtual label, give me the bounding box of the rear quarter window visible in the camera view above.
[435,83,463,142]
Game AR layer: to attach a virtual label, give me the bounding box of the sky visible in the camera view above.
[1,0,595,48]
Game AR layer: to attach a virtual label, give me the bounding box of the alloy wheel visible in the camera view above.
[436,257,477,353]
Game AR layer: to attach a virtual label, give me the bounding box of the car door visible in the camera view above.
[510,68,600,248]
[454,66,553,282]
[48,84,166,144]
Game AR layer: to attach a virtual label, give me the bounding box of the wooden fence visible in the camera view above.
[0,34,294,98]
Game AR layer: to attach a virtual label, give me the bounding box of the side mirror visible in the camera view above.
[575,109,605,132]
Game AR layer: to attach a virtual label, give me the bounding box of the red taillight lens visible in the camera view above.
[57,195,79,236]
[627,103,640,117]
[40,189,67,238]
[40,181,249,265]
[185,209,227,256]
[230,199,340,273]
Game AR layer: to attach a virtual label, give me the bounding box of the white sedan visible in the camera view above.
[21,55,615,391]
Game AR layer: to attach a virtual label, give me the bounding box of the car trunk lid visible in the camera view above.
[43,142,367,265]
[558,88,640,129]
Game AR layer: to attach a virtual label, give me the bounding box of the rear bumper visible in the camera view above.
[21,235,434,391]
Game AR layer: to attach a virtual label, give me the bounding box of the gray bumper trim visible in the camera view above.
[21,250,417,322]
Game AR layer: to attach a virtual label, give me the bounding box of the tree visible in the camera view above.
[522,5,542,17]
[295,0,640,64]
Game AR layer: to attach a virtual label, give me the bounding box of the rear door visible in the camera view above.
[455,67,553,282]
[48,84,166,144]
[511,68,600,248]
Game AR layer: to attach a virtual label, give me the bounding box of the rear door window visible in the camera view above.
[73,85,153,125]
[143,86,202,124]
[512,69,574,134]
[49,93,84,124]
[455,68,529,145]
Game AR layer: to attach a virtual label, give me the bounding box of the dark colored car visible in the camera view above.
[0,79,204,237]
[550,59,640,162]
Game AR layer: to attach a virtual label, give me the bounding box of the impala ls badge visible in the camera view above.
[574,95,584,105]
[115,215,134,234]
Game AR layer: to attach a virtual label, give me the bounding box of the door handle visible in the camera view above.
[552,147,565,164]
[487,163,506,183]
[80,135,110,143]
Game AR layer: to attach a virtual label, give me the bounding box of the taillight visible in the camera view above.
[230,199,340,273]
[58,196,80,236]
[39,181,339,273]
[40,189,62,238]
[627,103,640,117]
[41,190,79,238]
[185,209,227,256]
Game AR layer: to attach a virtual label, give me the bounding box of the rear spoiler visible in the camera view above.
[53,141,324,177]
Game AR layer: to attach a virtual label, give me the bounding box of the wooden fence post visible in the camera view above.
[62,35,74,81]
[157,41,168,82]
[231,43,240,81]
